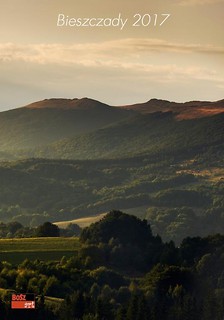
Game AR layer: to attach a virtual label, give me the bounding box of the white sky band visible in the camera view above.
[0,0,224,109]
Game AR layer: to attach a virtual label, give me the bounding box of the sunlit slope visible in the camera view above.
[35,112,224,160]
[0,98,133,150]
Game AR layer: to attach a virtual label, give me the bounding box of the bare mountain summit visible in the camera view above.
[0,98,133,150]
[122,98,224,119]
[0,97,223,154]
[25,97,113,111]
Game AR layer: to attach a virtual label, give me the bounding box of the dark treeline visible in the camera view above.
[0,221,81,238]
[0,211,224,319]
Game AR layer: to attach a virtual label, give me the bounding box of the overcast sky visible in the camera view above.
[0,0,224,110]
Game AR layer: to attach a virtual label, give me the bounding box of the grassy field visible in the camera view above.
[55,207,148,229]
[55,213,106,229]
[0,237,80,264]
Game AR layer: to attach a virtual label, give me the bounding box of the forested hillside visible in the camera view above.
[33,112,224,160]
[0,152,223,244]
[0,97,224,319]
[1,212,224,320]
[0,97,223,243]
[0,98,223,160]
[0,98,133,151]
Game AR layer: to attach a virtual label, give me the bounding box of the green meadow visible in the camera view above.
[0,237,80,264]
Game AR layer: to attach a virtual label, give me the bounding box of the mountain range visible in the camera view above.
[0,98,133,151]
[0,97,223,242]
[123,98,224,120]
[0,97,223,160]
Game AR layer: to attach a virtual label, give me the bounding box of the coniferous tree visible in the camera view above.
[126,295,139,320]
[116,306,127,320]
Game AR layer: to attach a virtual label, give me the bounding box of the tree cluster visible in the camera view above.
[0,211,224,319]
[0,221,81,238]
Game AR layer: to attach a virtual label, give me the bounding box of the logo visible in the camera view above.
[11,293,35,309]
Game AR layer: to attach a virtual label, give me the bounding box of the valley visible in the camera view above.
[0,97,223,244]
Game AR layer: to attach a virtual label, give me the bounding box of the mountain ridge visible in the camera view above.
[18,111,224,161]
[0,98,134,151]
[24,97,113,111]
[0,97,223,243]
[0,97,223,160]
[3,97,224,116]
[122,98,224,119]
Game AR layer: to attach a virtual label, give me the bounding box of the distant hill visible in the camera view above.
[31,111,224,160]
[0,151,223,244]
[0,96,223,243]
[26,97,112,111]
[0,97,223,156]
[122,98,224,120]
[0,98,133,151]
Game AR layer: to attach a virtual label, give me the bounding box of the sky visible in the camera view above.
[0,0,224,110]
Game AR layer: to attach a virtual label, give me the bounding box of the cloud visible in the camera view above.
[114,39,224,55]
[178,0,224,6]
[0,39,223,90]
[0,39,223,69]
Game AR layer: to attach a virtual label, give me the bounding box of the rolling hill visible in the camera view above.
[30,111,224,160]
[0,97,133,151]
[122,98,224,120]
[0,97,223,243]
[0,97,223,157]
